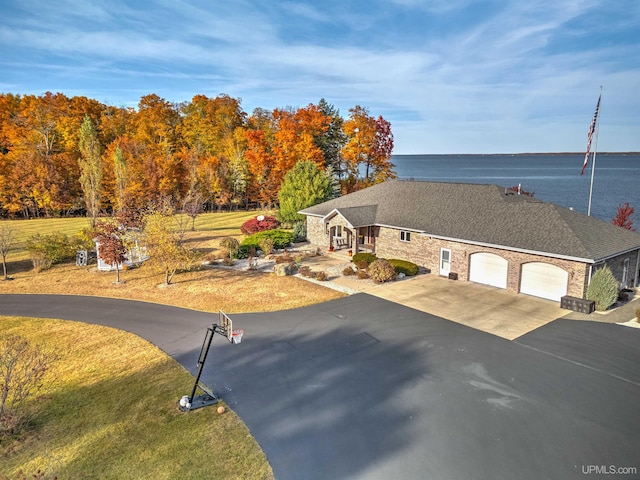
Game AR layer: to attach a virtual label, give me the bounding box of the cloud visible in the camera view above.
[1,0,638,153]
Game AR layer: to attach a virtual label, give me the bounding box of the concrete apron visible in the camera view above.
[299,254,567,340]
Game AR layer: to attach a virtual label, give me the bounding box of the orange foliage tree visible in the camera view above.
[0,92,394,217]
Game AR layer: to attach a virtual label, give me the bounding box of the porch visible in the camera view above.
[328,225,376,255]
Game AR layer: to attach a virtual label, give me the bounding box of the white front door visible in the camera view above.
[622,258,630,289]
[440,248,451,276]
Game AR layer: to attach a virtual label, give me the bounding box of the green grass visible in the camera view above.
[0,316,273,479]
[1,211,266,262]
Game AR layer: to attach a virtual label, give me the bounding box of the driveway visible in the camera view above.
[300,254,567,339]
[1,293,639,480]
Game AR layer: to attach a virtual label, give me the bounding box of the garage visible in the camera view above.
[520,262,568,301]
[469,252,508,289]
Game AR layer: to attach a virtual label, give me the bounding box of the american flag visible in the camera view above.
[582,93,601,175]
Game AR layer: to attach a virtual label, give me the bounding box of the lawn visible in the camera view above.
[0,211,344,312]
[0,316,273,479]
[0,211,345,478]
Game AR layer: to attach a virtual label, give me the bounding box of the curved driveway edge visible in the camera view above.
[2,294,639,480]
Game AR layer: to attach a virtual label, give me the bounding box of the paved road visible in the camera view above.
[2,294,639,480]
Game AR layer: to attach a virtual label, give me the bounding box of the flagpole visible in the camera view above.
[587,86,603,217]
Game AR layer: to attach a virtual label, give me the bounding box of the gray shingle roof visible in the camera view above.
[300,179,640,261]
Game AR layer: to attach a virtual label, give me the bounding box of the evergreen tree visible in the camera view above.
[278,161,332,223]
[586,265,619,311]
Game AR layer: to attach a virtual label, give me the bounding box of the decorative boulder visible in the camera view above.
[274,263,294,276]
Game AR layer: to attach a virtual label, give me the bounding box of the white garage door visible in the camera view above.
[520,262,568,301]
[469,253,508,289]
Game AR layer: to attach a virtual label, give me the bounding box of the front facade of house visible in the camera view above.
[302,180,640,302]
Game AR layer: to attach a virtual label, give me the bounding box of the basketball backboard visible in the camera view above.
[219,310,233,342]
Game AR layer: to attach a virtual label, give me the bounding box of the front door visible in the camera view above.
[440,248,451,276]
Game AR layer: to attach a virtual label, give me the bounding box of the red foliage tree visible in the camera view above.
[612,202,636,231]
[95,220,127,283]
[240,215,280,235]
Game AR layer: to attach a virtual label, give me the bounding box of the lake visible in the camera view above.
[391,153,640,222]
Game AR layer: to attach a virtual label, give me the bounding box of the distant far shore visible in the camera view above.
[392,152,640,156]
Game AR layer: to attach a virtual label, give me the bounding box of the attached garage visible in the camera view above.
[469,252,508,289]
[520,262,568,301]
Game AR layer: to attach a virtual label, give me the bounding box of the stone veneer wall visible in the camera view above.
[375,226,591,298]
[306,216,326,246]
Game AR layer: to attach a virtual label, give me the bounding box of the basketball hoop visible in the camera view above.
[231,329,244,344]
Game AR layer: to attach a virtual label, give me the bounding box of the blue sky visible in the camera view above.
[1,0,639,154]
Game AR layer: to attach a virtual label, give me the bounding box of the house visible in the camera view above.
[300,180,640,302]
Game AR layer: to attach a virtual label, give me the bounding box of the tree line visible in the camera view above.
[0,92,395,221]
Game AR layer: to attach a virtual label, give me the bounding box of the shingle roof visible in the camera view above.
[300,179,640,261]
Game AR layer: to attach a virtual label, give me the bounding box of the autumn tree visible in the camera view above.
[143,205,196,285]
[612,202,636,231]
[341,106,395,193]
[245,110,276,207]
[278,161,332,223]
[132,94,183,203]
[94,219,127,283]
[112,144,128,212]
[78,115,102,228]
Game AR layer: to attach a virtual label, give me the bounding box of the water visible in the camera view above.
[391,153,640,222]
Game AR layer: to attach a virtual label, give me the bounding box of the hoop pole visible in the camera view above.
[189,325,216,404]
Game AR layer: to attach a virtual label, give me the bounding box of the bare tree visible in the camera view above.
[0,335,56,436]
[181,191,204,231]
[0,224,14,280]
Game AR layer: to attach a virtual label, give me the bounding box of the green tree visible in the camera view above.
[278,160,332,223]
[316,98,347,177]
[586,265,619,311]
[78,115,102,228]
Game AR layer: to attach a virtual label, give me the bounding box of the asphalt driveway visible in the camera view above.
[1,293,639,479]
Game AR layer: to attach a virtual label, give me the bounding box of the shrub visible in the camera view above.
[275,254,294,264]
[25,233,76,272]
[368,258,396,283]
[343,266,356,276]
[586,265,619,311]
[388,259,419,276]
[298,266,312,277]
[237,230,295,258]
[219,237,240,258]
[357,269,369,279]
[292,221,307,243]
[259,237,274,255]
[315,271,328,281]
[240,215,280,235]
[352,252,376,266]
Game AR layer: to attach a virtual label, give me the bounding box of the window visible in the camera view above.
[400,231,411,242]
[336,225,343,237]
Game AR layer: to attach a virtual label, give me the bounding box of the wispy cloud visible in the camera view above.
[1,0,638,153]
